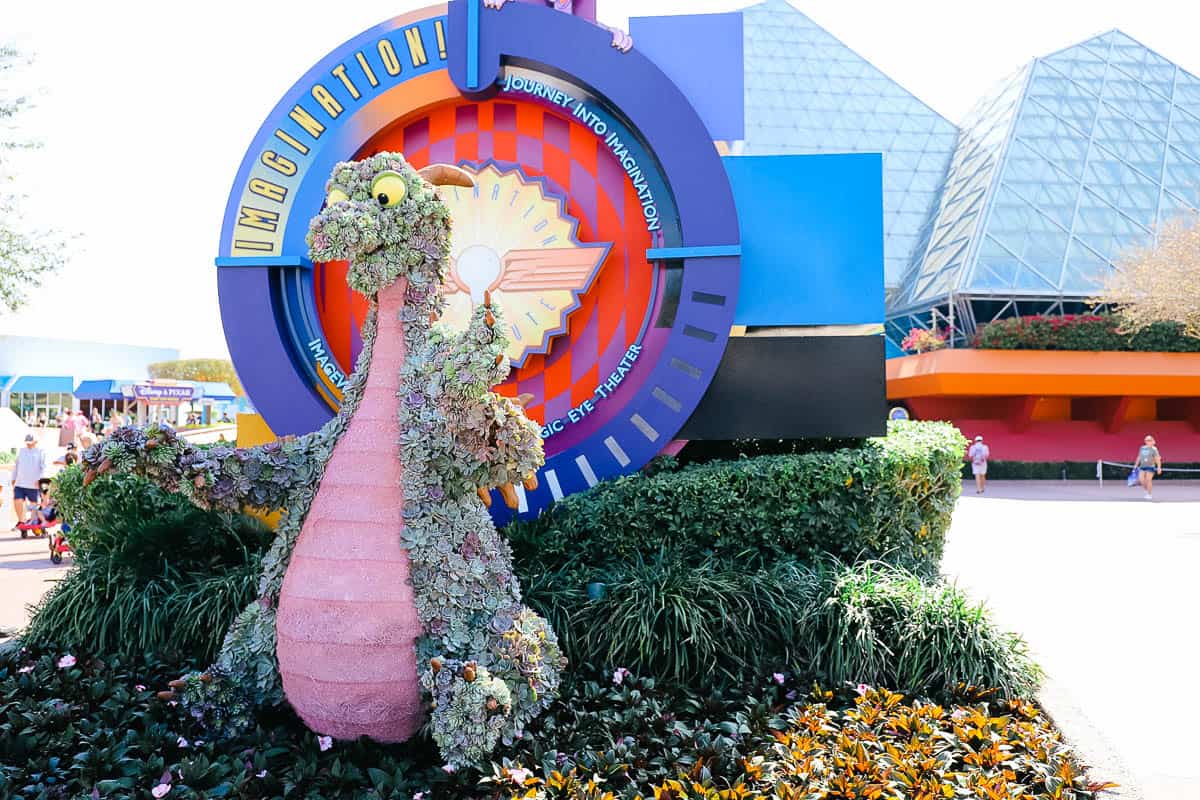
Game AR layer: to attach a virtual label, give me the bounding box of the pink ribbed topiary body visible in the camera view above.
[275,279,424,742]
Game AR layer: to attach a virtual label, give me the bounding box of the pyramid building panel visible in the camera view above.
[738,0,958,288]
[891,29,1200,331]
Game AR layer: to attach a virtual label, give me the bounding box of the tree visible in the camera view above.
[0,45,67,313]
[1102,212,1200,338]
[147,359,245,397]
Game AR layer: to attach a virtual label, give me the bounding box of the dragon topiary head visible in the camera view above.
[306,152,474,297]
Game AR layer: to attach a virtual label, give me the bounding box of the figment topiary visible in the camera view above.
[80,153,563,767]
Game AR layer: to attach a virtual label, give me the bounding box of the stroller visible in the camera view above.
[16,478,55,540]
[20,517,72,564]
[48,524,72,564]
[16,478,72,564]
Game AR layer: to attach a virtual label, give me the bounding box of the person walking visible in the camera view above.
[73,409,90,446]
[1135,435,1162,500]
[57,409,76,447]
[968,434,990,494]
[11,434,47,529]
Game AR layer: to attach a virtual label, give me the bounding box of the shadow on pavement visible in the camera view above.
[0,555,67,571]
[962,480,1200,503]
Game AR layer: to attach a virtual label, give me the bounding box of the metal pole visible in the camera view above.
[1096,459,1103,487]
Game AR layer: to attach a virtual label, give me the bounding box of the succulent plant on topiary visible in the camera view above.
[81,152,564,768]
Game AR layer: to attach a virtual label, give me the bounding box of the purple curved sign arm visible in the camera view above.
[448,1,739,250]
[447,1,743,521]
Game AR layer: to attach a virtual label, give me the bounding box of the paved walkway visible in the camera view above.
[0,464,69,636]
[943,480,1200,800]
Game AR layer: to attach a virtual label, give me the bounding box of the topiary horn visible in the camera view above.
[417,163,475,188]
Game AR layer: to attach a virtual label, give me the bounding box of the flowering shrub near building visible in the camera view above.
[974,314,1200,351]
[900,326,947,353]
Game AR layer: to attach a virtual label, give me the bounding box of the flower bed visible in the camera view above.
[6,418,1081,797]
[0,649,1110,799]
[974,314,1200,351]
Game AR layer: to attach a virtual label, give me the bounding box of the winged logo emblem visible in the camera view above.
[438,163,611,365]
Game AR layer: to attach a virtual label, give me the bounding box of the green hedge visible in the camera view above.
[506,421,981,689]
[962,460,1200,480]
[974,313,1200,351]
[508,420,967,577]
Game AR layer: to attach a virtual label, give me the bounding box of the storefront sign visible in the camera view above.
[133,384,198,401]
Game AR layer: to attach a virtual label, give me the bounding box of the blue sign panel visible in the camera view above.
[725,153,884,327]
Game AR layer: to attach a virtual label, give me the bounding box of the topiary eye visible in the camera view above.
[371,171,407,207]
[326,187,349,206]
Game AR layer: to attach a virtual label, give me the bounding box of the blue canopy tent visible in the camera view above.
[73,379,135,424]
[73,380,125,401]
[7,376,75,424]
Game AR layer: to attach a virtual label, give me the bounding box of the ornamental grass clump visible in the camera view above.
[523,554,812,686]
[800,561,1041,698]
[518,555,1041,698]
[24,468,272,663]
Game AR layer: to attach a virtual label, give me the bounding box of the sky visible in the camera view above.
[4,0,1200,358]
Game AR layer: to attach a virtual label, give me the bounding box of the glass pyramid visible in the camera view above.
[736,0,958,289]
[892,29,1200,315]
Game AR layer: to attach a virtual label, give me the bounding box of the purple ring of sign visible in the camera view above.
[214,2,741,519]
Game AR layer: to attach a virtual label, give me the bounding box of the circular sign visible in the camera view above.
[216,3,740,519]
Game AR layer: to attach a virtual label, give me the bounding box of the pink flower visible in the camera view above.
[317,735,333,752]
[772,673,785,685]
[508,767,531,785]
[612,667,631,685]
[413,793,426,800]
[256,770,268,778]
[57,654,76,669]
[442,764,457,774]
[151,784,171,799]
[134,684,146,692]
[18,665,34,674]
[855,683,870,696]
[177,736,189,748]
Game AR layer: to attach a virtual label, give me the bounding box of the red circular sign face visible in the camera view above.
[313,96,657,452]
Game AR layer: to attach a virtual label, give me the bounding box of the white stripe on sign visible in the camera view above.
[630,413,659,441]
[514,483,529,513]
[604,436,630,467]
[545,469,564,501]
[651,386,682,412]
[575,455,598,487]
